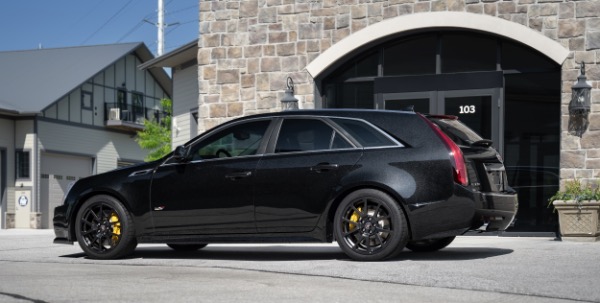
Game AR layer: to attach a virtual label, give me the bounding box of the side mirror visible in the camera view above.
[173,145,188,161]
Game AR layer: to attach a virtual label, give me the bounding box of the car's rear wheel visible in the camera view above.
[405,236,456,252]
[167,244,208,251]
[334,189,408,261]
[75,195,137,259]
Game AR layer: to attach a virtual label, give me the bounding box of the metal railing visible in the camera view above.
[104,103,165,125]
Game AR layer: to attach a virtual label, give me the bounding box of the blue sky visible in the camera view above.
[0,0,198,56]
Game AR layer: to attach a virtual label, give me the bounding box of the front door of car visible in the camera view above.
[253,118,363,233]
[150,119,273,235]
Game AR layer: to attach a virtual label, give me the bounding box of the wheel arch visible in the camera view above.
[68,189,132,241]
[325,183,415,242]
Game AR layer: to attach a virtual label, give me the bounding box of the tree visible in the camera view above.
[136,98,172,162]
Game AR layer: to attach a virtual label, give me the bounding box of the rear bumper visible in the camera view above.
[474,191,518,231]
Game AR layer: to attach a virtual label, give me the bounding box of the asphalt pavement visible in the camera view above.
[0,229,599,303]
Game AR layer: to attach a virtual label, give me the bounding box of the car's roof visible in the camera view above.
[234,108,418,121]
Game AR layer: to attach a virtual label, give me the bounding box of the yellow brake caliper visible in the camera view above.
[348,207,362,231]
[109,212,121,245]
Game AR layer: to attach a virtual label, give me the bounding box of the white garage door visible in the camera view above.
[40,153,93,229]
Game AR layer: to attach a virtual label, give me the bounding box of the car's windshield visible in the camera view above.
[429,117,483,146]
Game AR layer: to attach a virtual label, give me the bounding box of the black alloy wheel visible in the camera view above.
[334,189,408,261]
[405,236,456,252]
[75,195,137,259]
[167,244,208,251]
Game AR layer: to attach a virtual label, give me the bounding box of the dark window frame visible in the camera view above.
[117,89,127,111]
[131,91,145,122]
[15,150,31,180]
[81,91,93,110]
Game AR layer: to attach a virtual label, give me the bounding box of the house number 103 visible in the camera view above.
[459,105,476,114]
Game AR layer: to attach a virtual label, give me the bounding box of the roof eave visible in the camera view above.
[139,40,198,69]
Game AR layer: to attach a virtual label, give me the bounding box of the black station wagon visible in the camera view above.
[53,109,517,261]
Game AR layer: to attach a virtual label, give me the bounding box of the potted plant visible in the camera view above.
[549,179,600,241]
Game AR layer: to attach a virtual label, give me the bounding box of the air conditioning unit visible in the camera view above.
[109,108,120,120]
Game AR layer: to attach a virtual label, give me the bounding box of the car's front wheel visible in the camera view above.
[334,189,409,261]
[75,195,137,259]
[405,236,456,252]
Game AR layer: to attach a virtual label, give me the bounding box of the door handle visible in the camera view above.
[310,163,339,173]
[225,171,252,180]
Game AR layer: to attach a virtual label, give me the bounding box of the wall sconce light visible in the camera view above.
[281,77,299,111]
[568,63,592,137]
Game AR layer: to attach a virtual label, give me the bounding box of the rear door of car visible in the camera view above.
[253,117,392,233]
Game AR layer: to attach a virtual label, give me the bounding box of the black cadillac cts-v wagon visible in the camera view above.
[54,109,517,261]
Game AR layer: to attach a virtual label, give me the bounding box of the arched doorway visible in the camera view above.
[315,29,562,233]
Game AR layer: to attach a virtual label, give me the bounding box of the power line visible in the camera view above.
[71,0,109,29]
[81,0,137,45]
[116,20,145,43]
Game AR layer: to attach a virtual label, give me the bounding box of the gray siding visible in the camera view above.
[172,65,199,148]
[37,121,147,174]
[42,55,168,128]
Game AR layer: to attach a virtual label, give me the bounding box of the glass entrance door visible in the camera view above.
[380,92,436,113]
[380,88,502,151]
[440,89,502,151]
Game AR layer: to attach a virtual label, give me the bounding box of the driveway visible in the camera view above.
[0,230,598,302]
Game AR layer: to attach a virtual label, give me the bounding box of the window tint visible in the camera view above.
[189,120,270,161]
[429,117,483,146]
[332,118,397,147]
[441,33,497,73]
[275,119,351,153]
[384,34,437,76]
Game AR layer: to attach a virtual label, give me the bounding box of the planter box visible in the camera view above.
[552,200,600,242]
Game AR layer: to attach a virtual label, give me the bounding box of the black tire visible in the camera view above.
[75,195,137,259]
[167,244,208,251]
[334,189,409,261]
[406,236,456,252]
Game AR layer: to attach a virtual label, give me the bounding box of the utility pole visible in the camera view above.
[157,0,165,56]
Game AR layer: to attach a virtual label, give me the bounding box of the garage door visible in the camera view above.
[40,153,93,229]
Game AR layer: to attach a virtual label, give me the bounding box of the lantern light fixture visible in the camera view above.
[281,77,299,111]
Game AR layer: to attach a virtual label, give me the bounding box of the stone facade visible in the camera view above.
[199,0,600,185]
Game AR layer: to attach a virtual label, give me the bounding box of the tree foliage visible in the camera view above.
[136,98,172,162]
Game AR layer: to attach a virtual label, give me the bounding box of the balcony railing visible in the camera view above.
[105,103,166,131]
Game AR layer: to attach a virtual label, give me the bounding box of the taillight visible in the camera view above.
[419,114,469,186]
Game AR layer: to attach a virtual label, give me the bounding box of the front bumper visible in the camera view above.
[474,191,518,231]
[53,204,74,245]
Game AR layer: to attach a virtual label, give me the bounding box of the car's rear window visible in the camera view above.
[332,118,399,148]
[429,117,483,146]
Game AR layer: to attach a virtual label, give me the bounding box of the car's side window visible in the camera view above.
[189,120,271,161]
[275,119,352,153]
[331,118,399,147]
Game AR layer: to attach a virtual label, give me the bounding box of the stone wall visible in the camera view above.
[199,0,600,184]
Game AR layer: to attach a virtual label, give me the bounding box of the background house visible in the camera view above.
[0,42,171,229]
[140,40,199,149]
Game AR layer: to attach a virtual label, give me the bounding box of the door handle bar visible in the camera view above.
[225,171,252,180]
[310,163,339,173]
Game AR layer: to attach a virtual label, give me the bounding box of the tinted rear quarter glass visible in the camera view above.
[332,118,398,147]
